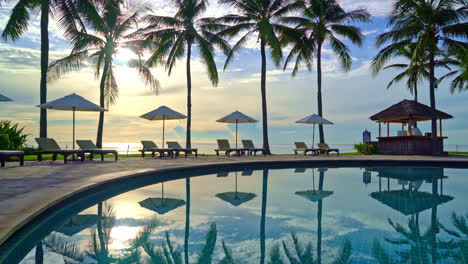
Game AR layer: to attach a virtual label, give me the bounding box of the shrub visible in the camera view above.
[354,142,377,154]
[0,133,9,150]
[0,120,28,150]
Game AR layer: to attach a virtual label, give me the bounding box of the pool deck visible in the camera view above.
[1,154,468,245]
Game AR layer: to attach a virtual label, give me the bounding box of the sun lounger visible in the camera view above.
[215,139,244,156]
[35,138,85,163]
[242,140,266,156]
[317,143,339,156]
[166,141,198,158]
[76,140,118,161]
[294,142,317,155]
[139,141,173,158]
[0,150,24,167]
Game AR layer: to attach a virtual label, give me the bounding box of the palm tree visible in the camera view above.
[216,0,299,155]
[1,0,81,138]
[282,0,370,144]
[373,43,430,102]
[374,0,467,154]
[139,0,229,149]
[439,48,468,94]
[47,0,159,148]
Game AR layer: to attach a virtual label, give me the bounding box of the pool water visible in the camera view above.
[5,167,468,264]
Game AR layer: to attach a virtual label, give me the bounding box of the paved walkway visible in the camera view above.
[1,155,468,245]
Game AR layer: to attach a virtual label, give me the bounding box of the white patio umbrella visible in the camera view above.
[37,93,107,151]
[296,114,333,148]
[140,106,186,148]
[217,111,257,148]
[0,93,12,102]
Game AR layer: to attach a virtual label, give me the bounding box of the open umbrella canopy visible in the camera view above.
[217,111,257,123]
[139,198,186,215]
[0,93,12,102]
[217,111,257,148]
[216,192,257,206]
[140,106,186,147]
[37,93,107,112]
[140,106,186,120]
[296,114,333,148]
[295,190,334,202]
[55,214,100,236]
[296,114,333,125]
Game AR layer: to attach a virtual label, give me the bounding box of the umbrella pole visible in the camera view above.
[235,173,238,199]
[162,182,164,204]
[236,120,238,148]
[162,115,165,148]
[312,123,315,149]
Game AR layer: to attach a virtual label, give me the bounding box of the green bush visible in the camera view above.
[22,145,39,155]
[0,133,9,150]
[0,120,28,150]
[354,142,377,154]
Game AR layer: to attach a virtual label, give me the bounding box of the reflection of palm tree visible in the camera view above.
[439,213,468,263]
[34,232,86,264]
[372,179,447,264]
[88,202,116,262]
[185,175,191,264]
[261,169,269,264]
[277,169,352,264]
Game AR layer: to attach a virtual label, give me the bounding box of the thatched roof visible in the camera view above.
[370,190,453,215]
[370,100,453,122]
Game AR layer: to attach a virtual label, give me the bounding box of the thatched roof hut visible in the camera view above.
[370,99,453,123]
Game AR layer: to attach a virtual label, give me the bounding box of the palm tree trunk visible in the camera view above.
[260,40,271,155]
[430,178,438,264]
[429,48,438,154]
[184,176,190,264]
[35,241,44,264]
[317,42,325,144]
[39,2,49,138]
[414,82,418,127]
[96,58,111,148]
[260,169,268,264]
[186,42,192,149]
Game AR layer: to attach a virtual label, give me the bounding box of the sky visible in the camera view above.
[0,0,467,150]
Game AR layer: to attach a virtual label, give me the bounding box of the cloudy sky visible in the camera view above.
[0,0,467,151]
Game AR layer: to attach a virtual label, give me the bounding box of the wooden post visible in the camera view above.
[409,121,413,136]
[387,122,389,137]
[379,122,381,137]
[439,119,442,137]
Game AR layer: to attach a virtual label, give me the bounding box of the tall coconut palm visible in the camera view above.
[1,0,82,138]
[282,0,370,144]
[373,43,431,102]
[47,0,160,148]
[375,0,468,154]
[139,0,230,149]
[216,0,299,155]
[439,48,468,93]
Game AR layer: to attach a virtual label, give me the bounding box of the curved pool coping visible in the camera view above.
[1,156,468,260]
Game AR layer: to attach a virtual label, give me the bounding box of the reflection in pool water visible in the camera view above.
[6,167,468,263]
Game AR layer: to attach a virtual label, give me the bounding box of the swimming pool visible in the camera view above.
[1,165,467,263]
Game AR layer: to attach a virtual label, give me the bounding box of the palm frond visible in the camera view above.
[48,50,89,82]
[195,223,217,264]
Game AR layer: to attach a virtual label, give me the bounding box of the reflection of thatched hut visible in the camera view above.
[369,100,452,154]
[370,167,446,181]
[370,190,453,215]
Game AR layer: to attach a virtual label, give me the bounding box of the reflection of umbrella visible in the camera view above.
[370,190,453,215]
[295,168,334,202]
[139,182,186,215]
[217,111,257,148]
[55,214,100,236]
[37,93,107,151]
[0,93,12,102]
[296,114,333,148]
[216,172,256,206]
[140,106,186,147]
